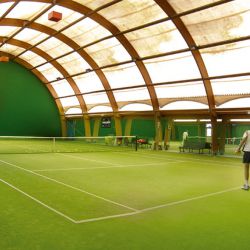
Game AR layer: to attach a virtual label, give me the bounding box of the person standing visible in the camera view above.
[236,130,250,190]
[182,131,188,146]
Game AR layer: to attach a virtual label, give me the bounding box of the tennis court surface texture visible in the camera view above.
[1,149,249,250]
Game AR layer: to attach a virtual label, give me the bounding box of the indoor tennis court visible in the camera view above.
[0,146,249,249]
[1,0,250,249]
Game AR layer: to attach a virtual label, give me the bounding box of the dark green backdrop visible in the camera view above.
[0,62,61,136]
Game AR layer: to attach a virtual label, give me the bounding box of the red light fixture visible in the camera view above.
[48,11,62,22]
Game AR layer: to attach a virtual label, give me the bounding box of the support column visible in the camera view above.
[164,118,173,150]
[218,117,227,155]
[114,115,122,136]
[124,117,132,136]
[84,115,91,137]
[60,116,67,137]
[154,113,162,150]
[93,118,101,137]
[211,116,219,155]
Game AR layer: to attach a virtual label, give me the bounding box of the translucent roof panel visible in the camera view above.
[0,26,20,37]
[36,5,83,31]
[73,72,104,93]
[85,37,131,67]
[0,2,14,17]
[201,40,250,76]
[88,106,113,113]
[6,2,50,20]
[217,98,250,108]
[144,52,201,83]
[83,92,109,105]
[62,17,112,47]
[37,63,64,82]
[60,96,80,108]
[113,88,151,102]
[168,0,219,13]
[14,29,49,45]
[57,52,90,75]
[211,76,250,95]
[50,80,75,98]
[65,107,82,115]
[182,0,250,45]
[19,51,47,67]
[120,104,153,111]
[155,82,206,98]
[0,44,25,56]
[102,63,145,88]
[161,101,209,110]
[125,21,188,57]
[99,0,167,31]
[37,37,73,58]
[73,0,114,10]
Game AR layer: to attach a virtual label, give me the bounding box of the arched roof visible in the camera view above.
[0,0,249,119]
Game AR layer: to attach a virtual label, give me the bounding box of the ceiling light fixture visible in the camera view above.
[48,11,62,22]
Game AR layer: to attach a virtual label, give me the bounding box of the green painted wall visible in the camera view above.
[232,124,250,138]
[131,118,155,139]
[0,62,61,136]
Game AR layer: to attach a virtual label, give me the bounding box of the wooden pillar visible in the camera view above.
[124,117,132,136]
[154,113,162,150]
[218,117,227,155]
[164,118,172,150]
[211,116,219,155]
[93,118,101,137]
[60,116,67,137]
[84,115,91,137]
[114,115,122,136]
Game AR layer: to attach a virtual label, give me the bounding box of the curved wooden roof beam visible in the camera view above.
[0,36,87,113]
[0,17,118,112]
[154,0,216,117]
[58,0,159,111]
[6,0,159,111]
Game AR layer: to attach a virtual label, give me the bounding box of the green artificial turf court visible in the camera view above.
[1,149,250,250]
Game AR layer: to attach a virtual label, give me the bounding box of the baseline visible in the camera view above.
[75,186,239,223]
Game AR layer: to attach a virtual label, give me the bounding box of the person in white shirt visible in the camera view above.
[236,130,250,190]
[182,131,188,146]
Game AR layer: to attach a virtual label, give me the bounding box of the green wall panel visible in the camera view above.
[0,62,61,136]
[232,124,250,138]
[131,118,155,139]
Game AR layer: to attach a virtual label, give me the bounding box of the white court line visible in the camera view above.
[33,161,185,172]
[75,186,240,223]
[0,159,138,212]
[58,153,118,166]
[75,211,140,224]
[0,178,77,223]
[0,174,240,224]
[140,186,240,212]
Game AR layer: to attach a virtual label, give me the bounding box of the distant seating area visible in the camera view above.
[179,140,211,154]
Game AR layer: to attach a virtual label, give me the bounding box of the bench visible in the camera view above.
[179,140,211,154]
[137,138,152,148]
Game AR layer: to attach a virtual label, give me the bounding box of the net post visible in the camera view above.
[135,136,138,151]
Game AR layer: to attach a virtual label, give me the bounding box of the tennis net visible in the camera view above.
[0,136,138,154]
